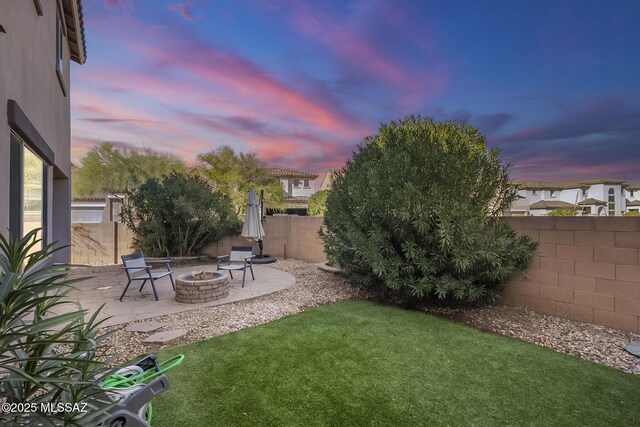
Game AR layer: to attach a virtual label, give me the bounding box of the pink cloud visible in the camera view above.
[169,1,198,21]
[259,1,448,108]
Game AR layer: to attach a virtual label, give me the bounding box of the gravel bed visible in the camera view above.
[416,304,639,375]
[97,259,639,375]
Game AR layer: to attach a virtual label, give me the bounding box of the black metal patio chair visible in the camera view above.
[120,252,175,301]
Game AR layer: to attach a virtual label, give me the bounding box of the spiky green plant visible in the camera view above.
[0,230,117,426]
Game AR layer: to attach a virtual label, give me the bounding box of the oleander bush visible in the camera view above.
[124,172,242,257]
[321,116,537,303]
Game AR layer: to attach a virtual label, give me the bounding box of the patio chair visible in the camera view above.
[216,246,255,287]
[120,252,175,301]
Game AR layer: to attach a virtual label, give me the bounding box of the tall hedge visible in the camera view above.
[321,116,537,303]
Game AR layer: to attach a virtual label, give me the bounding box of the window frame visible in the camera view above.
[607,188,616,216]
[55,8,67,96]
[9,131,49,246]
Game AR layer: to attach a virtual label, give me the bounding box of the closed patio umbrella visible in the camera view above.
[242,189,265,256]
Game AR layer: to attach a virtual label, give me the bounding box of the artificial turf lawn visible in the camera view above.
[152,300,640,426]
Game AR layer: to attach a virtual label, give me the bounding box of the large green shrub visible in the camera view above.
[0,230,115,426]
[308,190,329,216]
[124,173,241,257]
[321,116,537,303]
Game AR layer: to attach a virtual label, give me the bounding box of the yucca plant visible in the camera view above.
[0,229,118,426]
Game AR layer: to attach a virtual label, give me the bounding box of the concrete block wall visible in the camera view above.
[502,217,640,333]
[205,216,326,263]
[71,223,135,265]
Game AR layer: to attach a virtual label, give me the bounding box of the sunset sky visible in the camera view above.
[71,0,640,182]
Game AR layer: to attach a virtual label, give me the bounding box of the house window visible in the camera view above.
[608,188,615,216]
[631,191,635,198]
[550,190,557,198]
[303,179,310,188]
[532,190,537,196]
[10,131,48,250]
[55,11,66,95]
[293,179,301,188]
[581,189,587,198]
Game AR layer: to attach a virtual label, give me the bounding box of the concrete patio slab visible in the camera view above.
[143,329,187,345]
[69,264,295,326]
[126,320,164,333]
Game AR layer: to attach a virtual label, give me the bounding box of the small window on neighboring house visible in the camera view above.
[532,190,537,196]
[550,190,557,198]
[581,189,587,198]
[293,179,301,188]
[303,179,310,188]
[632,191,635,197]
[608,188,615,216]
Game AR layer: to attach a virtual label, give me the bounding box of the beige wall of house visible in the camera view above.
[0,1,82,262]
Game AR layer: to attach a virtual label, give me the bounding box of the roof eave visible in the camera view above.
[65,0,87,64]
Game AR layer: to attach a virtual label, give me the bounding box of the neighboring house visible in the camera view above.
[511,179,626,216]
[71,194,126,224]
[625,184,640,214]
[0,0,87,262]
[319,170,337,191]
[266,168,319,215]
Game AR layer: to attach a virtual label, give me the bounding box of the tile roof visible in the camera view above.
[516,179,626,190]
[529,200,575,209]
[577,198,606,206]
[62,0,87,64]
[266,168,318,179]
[627,200,640,207]
[284,196,310,203]
[627,183,640,191]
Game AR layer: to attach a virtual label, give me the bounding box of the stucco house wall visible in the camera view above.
[0,1,85,262]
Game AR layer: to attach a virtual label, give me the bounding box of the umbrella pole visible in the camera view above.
[259,189,265,258]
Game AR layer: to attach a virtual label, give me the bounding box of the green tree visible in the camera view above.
[197,146,284,215]
[123,173,241,257]
[321,116,537,303]
[623,210,639,216]
[72,143,186,197]
[548,207,578,216]
[308,190,329,216]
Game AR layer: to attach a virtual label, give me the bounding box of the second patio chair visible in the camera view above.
[120,252,175,301]
[216,246,255,287]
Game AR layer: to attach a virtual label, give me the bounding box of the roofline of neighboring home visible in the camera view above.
[62,0,87,64]
[515,178,627,190]
[266,168,318,179]
[628,184,640,191]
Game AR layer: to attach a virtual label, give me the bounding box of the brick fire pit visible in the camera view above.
[175,272,229,304]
